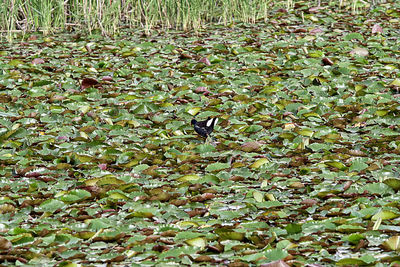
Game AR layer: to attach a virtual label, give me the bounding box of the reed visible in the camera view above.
[0,0,381,41]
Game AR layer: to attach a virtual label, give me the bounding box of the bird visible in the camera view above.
[191,117,218,140]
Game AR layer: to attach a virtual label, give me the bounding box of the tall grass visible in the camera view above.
[0,0,386,41]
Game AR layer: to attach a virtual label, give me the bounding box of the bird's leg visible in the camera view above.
[205,135,216,145]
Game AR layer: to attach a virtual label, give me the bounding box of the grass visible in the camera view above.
[0,0,380,41]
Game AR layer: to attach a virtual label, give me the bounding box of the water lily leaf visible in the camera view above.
[60,189,91,203]
[245,125,263,133]
[33,80,53,87]
[241,141,261,152]
[79,105,91,114]
[336,258,368,266]
[131,103,158,114]
[208,55,222,63]
[302,112,320,118]
[194,144,216,153]
[371,211,400,221]
[337,224,364,233]
[346,233,365,245]
[363,183,392,195]
[8,59,24,66]
[205,163,230,172]
[176,174,200,182]
[279,132,296,140]
[11,235,34,245]
[382,236,400,251]
[187,107,201,116]
[250,158,269,169]
[0,128,27,142]
[38,199,66,213]
[375,110,389,116]
[256,201,284,209]
[185,237,207,249]
[108,192,129,200]
[85,175,125,186]
[276,240,296,250]
[133,164,150,172]
[349,159,368,172]
[138,71,154,78]
[177,221,199,228]
[215,228,245,241]
[74,154,93,163]
[358,207,379,219]
[79,131,89,139]
[253,191,264,202]
[131,210,154,218]
[325,161,347,170]
[383,178,400,191]
[390,78,400,87]
[117,151,136,164]
[285,223,302,234]
[265,193,276,201]
[89,218,111,230]
[159,247,197,259]
[75,231,95,240]
[261,249,288,262]
[296,129,314,137]
[344,32,364,41]
[260,260,290,267]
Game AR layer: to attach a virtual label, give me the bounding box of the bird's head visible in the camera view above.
[191,119,197,125]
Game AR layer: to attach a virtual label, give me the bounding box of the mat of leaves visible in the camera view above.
[1,2,400,266]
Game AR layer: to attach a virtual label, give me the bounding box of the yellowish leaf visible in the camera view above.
[177,175,200,182]
[187,107,201,116]
[250,158,269,169]
[253,191,264,202]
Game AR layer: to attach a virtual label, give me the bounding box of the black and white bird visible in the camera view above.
[191,117,218,140]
